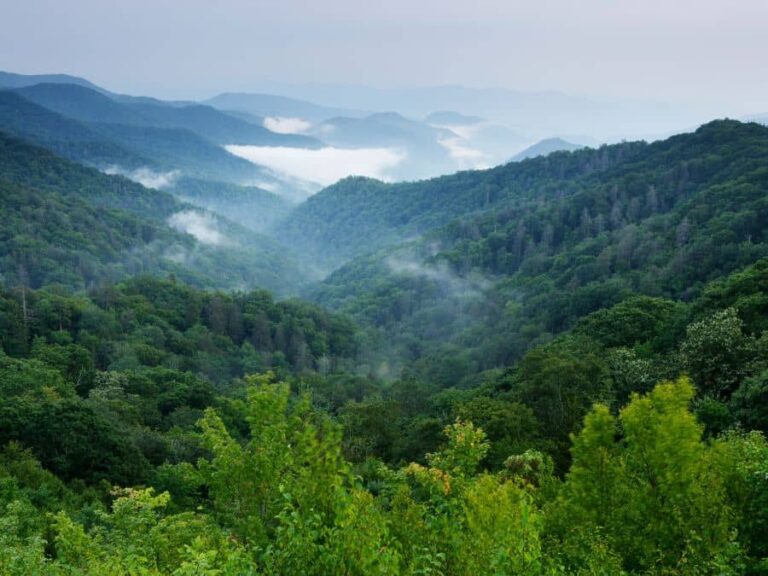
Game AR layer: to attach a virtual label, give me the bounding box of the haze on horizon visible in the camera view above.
[1,0,767,118]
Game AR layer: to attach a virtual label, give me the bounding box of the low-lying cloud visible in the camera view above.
[386,254,491,300]
[226,145,406,186]
[431,122,484,141]
[263,116,312,134]
[437,136,489,170]
[103,165,179,189]
[168,211,228,246]
[431,123,492,170]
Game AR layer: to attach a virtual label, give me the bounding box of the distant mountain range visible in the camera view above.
[0,70,617,189]
[4,69,727,210]
[14,83,321,148]
[205,92,367,123]
[233,82,713,142]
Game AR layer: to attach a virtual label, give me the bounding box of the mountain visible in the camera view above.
[306,120,768,379]
[0,177,182,290]
[277,140,643,271]
[14,83,148,125]
[511,137,585,161]
[205,92,366,123]
[5,83,332,195]
[0,129,176,216]
[90,121,278,185]
[0,70,104,91]
[240,83,709,141]
[0,88,281,187]
[15,83,323,148]
[0,90,149,168]
[0,132,306,293]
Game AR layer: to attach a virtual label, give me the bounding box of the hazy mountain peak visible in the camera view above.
[511,137,585,161]
[0,70,105,92]
[205,92,366,122]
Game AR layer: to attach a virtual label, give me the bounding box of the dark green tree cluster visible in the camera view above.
[0,277,358,486]
[338,260,768,473]
[1,373,766,574]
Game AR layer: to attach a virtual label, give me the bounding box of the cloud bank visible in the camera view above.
[168,211,228,246]
[226,145,406,186]
[437,136,489,170]
[263,116,312,134]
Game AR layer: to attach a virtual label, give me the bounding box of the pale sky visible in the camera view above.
[2,0,767,114]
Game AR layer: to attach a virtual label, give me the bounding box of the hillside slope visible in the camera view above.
[0,90,148,168]
[278,140,646,271]
[0,132,306,293]
[15,83,322,148]
[309,120,768,379]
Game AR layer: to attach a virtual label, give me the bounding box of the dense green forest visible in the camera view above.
[1,78,768,573]
[1,262,767,573]
[309,120,768,382]
[278,138,646,270]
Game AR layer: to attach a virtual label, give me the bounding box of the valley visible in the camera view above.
[1,59,768,574]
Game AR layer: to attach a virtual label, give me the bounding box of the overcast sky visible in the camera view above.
[2,0,767,114]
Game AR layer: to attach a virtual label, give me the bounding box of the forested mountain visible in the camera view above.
[0,177,182,289]
[0,132,306,293]
[91,121,277,184]
[0,89,277,186]
[308,120,768,381]
[0,90,149,168]
[0,130,176,216]
[278,138,646,270]
[282,119,765,273]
